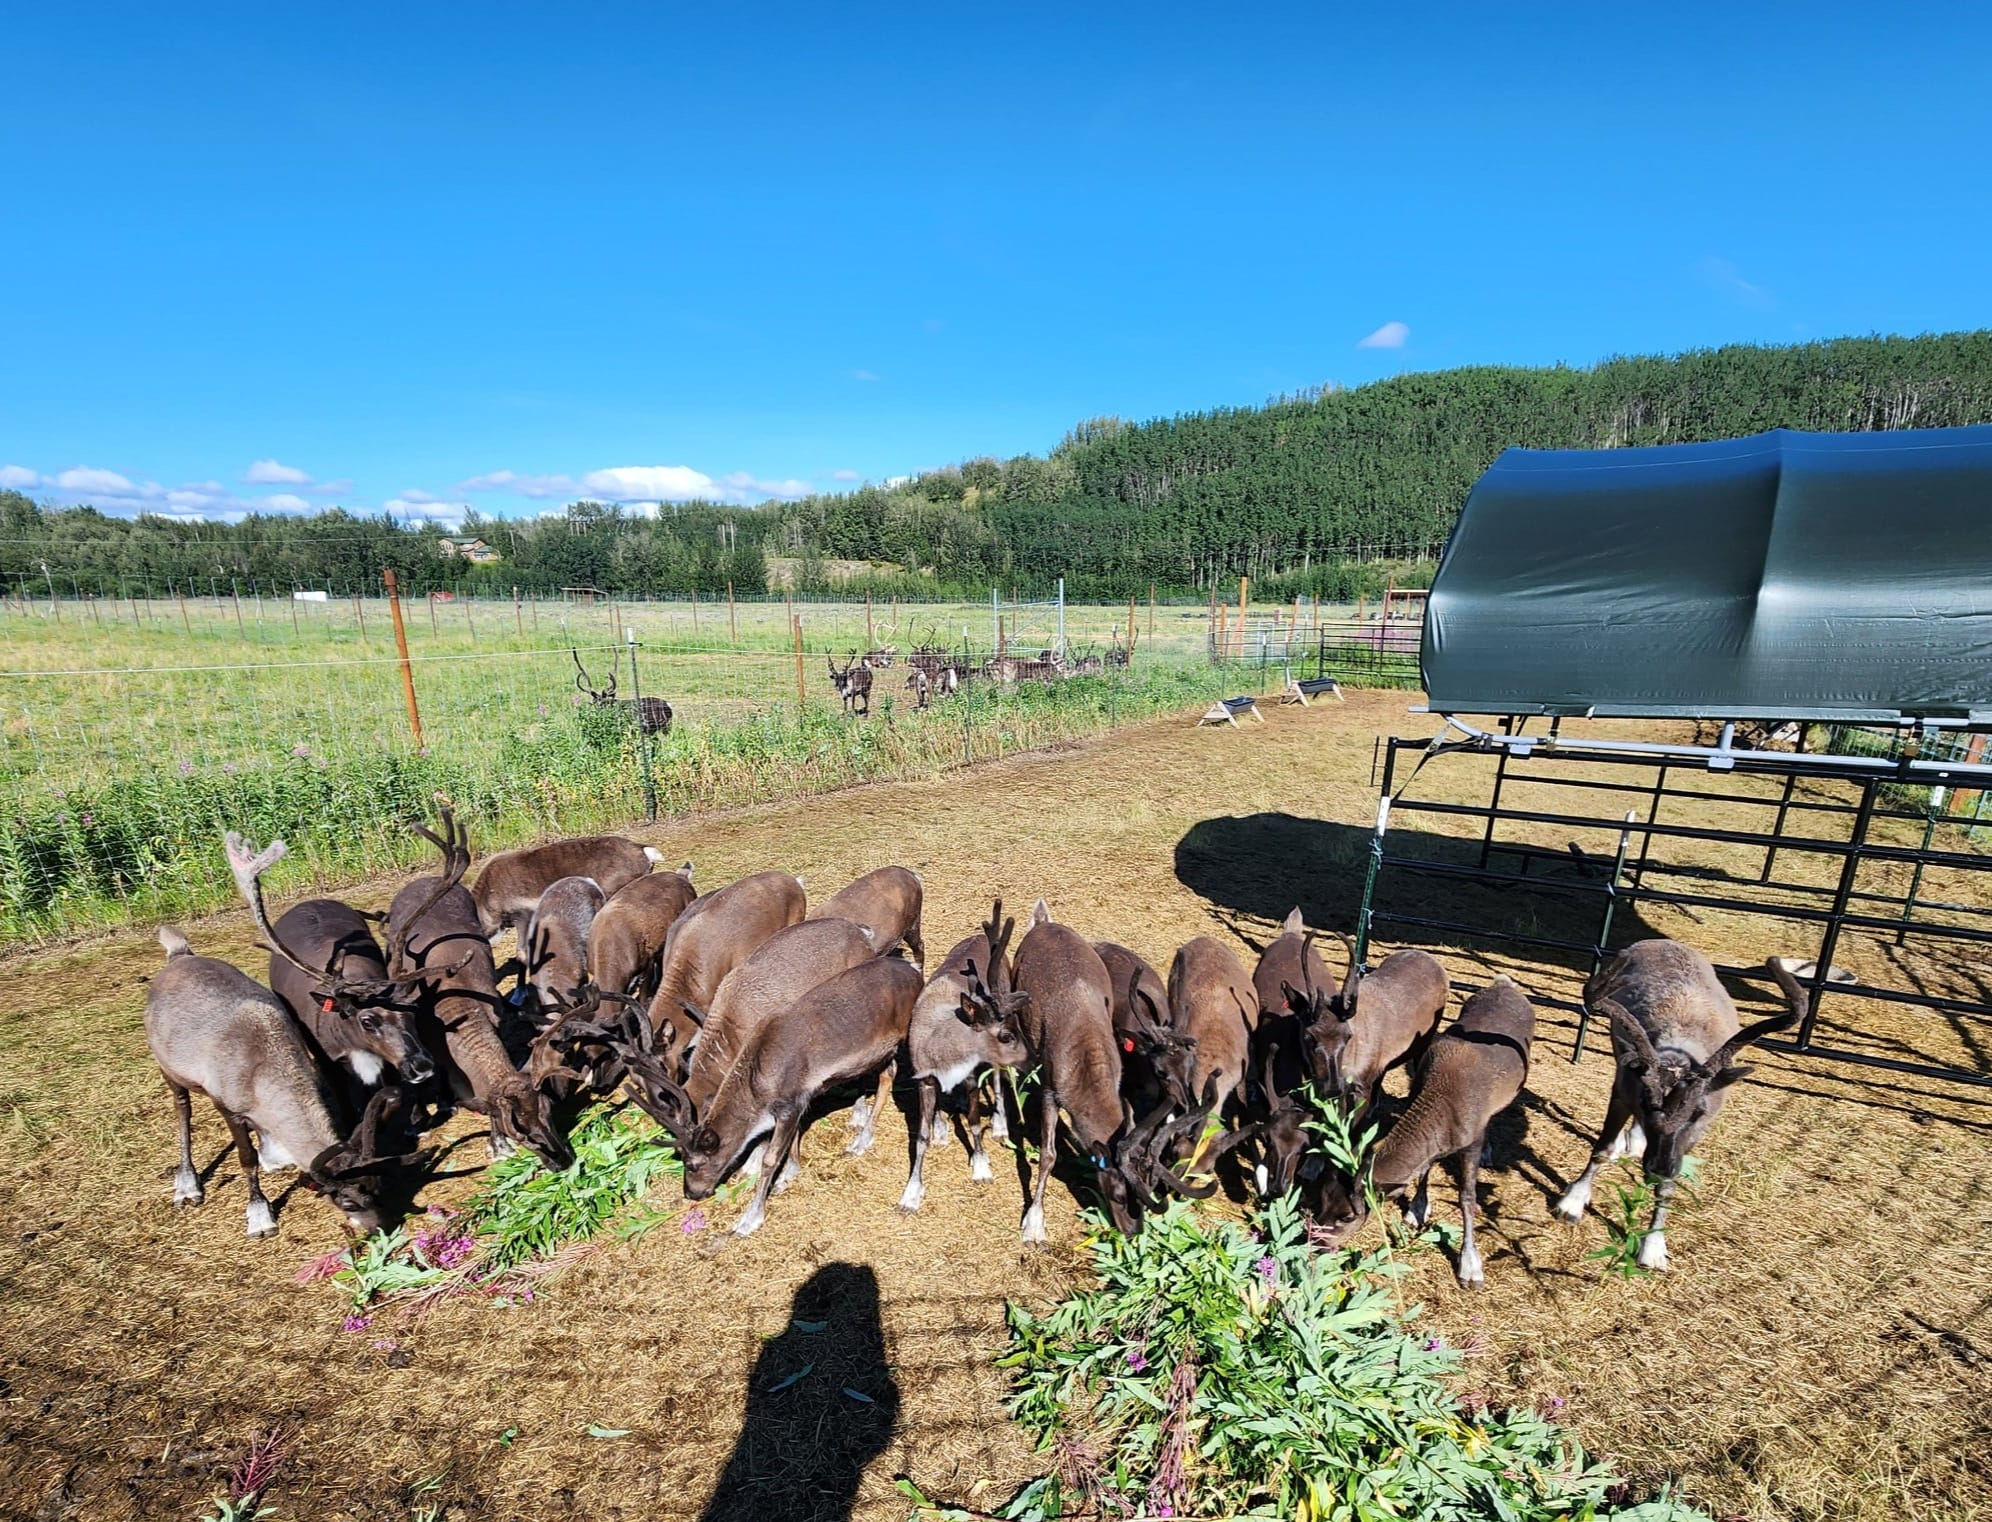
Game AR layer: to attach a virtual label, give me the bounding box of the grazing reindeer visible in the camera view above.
[1555,941,1801,1270]
[898,901,1030,1212]
[1167,936,1259,1116]
[829,653,873,716]
[1311,977,1536,1288]
[645,870,807,1064]
[148,925,420,1237]
[861,645,897,669]
[379,807,573,1169]
[906,665,935,709]
[572,646,673,736]
[1011,902,1216,1241]
[679,956,926,1236]
[683,917,884,1113]
[808,865,925,973]
[521,875,606,1011]
[471,834,660,936]
[1105,636,1130,669]
[1287,934,1448,1120]
[587,866,697,999]
[1095,942,1192,1120]
[264,898,438,1092]
[1067,645,1105,676]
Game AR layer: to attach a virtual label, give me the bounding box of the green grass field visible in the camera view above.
[0,591,1268,943]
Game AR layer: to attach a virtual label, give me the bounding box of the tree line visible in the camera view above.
[7,331,1991,602]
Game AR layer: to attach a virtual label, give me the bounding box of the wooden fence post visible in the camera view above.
[513,585,524,640]
[384,569,425,749]
[728,580,737,644]
[792,613,807,710]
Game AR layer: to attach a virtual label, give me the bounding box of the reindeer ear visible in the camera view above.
[1709,1063,1754,1091]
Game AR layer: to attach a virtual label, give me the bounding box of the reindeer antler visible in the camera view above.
[224,832,335,984]
[383,799,476,981]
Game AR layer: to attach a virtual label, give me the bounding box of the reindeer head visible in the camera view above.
[303,1086,434,1233]
[1252,1047,1312,1198]
[1097,1078,1233,1234]
[1287,930,1363,1108]
[1126,976,1199,1108]
[955,959,1030,1063]
[1600,995,1794,1182]
[573,645,620,704]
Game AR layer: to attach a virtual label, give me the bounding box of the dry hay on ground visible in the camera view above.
[0,690,1987,1521]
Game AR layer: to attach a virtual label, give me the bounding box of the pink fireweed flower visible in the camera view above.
[1256,1255,1278,1287]
[292,744,310,757]
[681,1208,708,1233]
[1125,1347,1148,1373]
[342,1313,371,1333]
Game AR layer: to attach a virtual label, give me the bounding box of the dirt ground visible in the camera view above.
[1,690,1988,1522]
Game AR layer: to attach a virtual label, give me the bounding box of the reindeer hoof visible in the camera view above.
[969,1154,994,1183]
[1020,1205,1048,1247]
[846,1100,870,1131]
[244,1200,278,1238]
[896,1181,926,1214]
[844,1131,875,1158]
[1554,1181,1591,1222]
[172,1170,204,1207]
[1636,1232,1670,1272]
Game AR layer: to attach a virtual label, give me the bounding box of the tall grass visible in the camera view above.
[0,662,1236,942]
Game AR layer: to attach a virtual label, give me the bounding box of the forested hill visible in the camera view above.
[6,332,1991,600]
[771,331,1992,598]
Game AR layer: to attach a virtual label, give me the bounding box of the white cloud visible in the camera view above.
[0,465,41,488]
[850,368,881,382]
[261,493,313,512]
[885,474,911,488]
[393,487,447,504]
[581,465,718,502]
[308,477,353,496]
[245,458,311,485]
[831,469,861,483]
[55,466,138,493]
[1698,256,1773,310]
[717,470,811,501]
[1357,321,1410,350]
[385,497,465,527]
[457,468,580,499]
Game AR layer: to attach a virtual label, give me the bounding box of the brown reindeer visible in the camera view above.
[264,897,437,1094]
[645,870,807,1064]
[471,833,660,937]
[587,866,697,999]
[520,875,607,1012]
[829,653,873,716]
[1287,933,1448,1121]
[808,865,924,972]
[572,645,673,736]
[679,956,926,1236]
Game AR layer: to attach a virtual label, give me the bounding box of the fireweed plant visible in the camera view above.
[981,1195,1714,1522]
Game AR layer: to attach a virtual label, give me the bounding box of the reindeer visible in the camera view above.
[808,865,925,972]
[861,645,897,669]
[678,956,927,1236]
[1067,645,1105,677]
[1011,902,1219,1243]
[587,866,697,1000]
[1167,936,1259,1117]
[381,807,573,1168]
[829,653,873,716]
[471,834,661,937]
[520,875,607,1012]
[1310,976,1536,1288]
[683,917,885,1114]
[1285,933,1448,1123]
[1555,942,1801,1271]
[572,646,673,736]
[263,898,437,1100]
[906,665,934,710]
[897,901,1031,1212]
[645,870,807,1065]
[1105,636,1130,669]
[1099,942,1198,1122]
[147,925,422,1237]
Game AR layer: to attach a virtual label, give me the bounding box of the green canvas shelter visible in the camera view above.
[1420,424,1992,723]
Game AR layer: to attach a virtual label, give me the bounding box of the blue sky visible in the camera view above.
[2,3,1987,524]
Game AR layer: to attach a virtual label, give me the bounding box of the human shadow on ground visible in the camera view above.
[697,1262,899,1522]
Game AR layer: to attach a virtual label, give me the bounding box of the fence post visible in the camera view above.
[353,590,367,643]
[289,587,300,637]
[626,629,660,822]
[1148,583,1155,643]
[230,579,245,636]
[691,586,700,638]
[1236,575,1248,658]
[427,592,438,636]
[991,586,998,653]
[1056,576,1065,658]
[866,590,873,648]
[728,581,737,644]
[513,585,524,640]
[175,584,191,636]
[792,613,807,710]
[1126,595,1136,669]
[383,569,425,749]
[462,592,476,645]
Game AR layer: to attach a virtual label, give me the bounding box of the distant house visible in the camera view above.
[438,535,500,564]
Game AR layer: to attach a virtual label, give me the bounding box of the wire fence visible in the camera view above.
[0,589,1240,945]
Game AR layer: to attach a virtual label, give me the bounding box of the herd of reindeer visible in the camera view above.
[145,802,1806,1285]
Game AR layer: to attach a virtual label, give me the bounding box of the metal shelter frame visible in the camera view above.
[1351,715,1992,1088]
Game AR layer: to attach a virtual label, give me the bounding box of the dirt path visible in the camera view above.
[1,690,1987,1521]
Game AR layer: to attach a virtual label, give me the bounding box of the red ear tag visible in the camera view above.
[322,997,337,1013]
[1121,1038,1135,1054]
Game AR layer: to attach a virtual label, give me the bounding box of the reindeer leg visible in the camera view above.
[905,921,926,976]
[898,1076,939,1213]
[847,1066,895,1156]
[1455,1143,1485,1288]
[966,1079,994,1182]
[221,1109,276,1238]
[1401,1165,1433,1232]
[1556,1082,1634,1222]
[772,1126,803,1194]
[169,1084,204,1206]
[1021,1087,1058,1246]
[1638,1171,1678,1271]
[988,1068,1014,1144]
[734,1108,801,1237]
